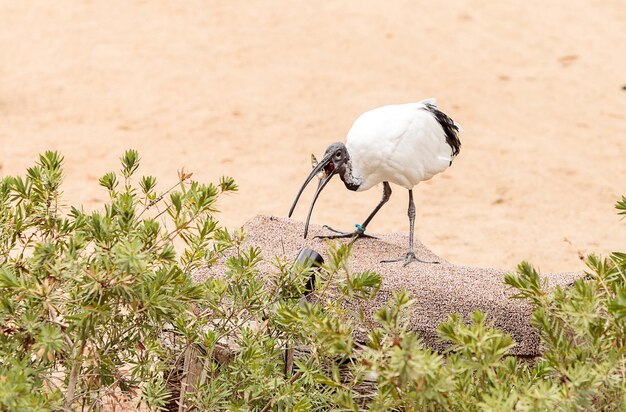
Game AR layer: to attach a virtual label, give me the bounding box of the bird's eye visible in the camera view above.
[334,152,341,159]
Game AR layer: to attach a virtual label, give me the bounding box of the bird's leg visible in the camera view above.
[316,182,392,240]
[381,189,440,266]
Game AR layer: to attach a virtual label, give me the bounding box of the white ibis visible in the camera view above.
[289,98,461,265]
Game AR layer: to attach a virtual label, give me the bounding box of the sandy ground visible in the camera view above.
[1,1,625,272]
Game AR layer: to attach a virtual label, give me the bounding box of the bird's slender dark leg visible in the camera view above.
[317,182,392,240]
[381,189,440,266]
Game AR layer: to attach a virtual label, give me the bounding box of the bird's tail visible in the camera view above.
[420,97,463,132]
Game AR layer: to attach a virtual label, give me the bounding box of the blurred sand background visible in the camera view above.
[1,1,625,272]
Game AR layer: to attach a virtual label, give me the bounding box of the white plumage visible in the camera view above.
[289,98,461,265]
[346,98,460,191]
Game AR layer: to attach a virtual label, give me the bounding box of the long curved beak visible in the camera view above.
[289,153,336,238]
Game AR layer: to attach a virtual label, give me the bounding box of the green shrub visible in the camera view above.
[0,151,237,410]
[0,151,625,411]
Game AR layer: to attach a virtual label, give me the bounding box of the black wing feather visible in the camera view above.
[423,103,461,157]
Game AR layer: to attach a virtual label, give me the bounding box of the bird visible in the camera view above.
[288,98,461,266]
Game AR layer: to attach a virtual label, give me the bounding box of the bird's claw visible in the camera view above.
[315,225,378,240]
[381,251,440,266]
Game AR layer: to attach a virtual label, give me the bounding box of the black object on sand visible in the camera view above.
[294,248,324,298]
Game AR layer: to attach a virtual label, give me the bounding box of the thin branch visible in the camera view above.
[137,179,187,220]
[64,338,87,410]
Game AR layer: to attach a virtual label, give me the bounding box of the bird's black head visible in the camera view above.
[321,142,349,177]
[288,142,349,238]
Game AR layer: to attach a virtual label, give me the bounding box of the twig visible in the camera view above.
[137,179,187,220]
[64,338,87,410]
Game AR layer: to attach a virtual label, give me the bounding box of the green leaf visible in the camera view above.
[140,175,157,195]
[607,287,626,319]
[504,261,547,306]
[98,172,118,192]
[0,266,19,289]
[120,149,140,178]
[616,195,626,216]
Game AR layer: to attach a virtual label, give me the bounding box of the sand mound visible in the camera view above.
[194,215,581,357]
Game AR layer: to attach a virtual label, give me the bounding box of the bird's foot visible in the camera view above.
[381,251,440,267]
[315,225,378,241]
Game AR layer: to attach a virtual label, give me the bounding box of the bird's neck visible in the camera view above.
[340,159,362,192]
